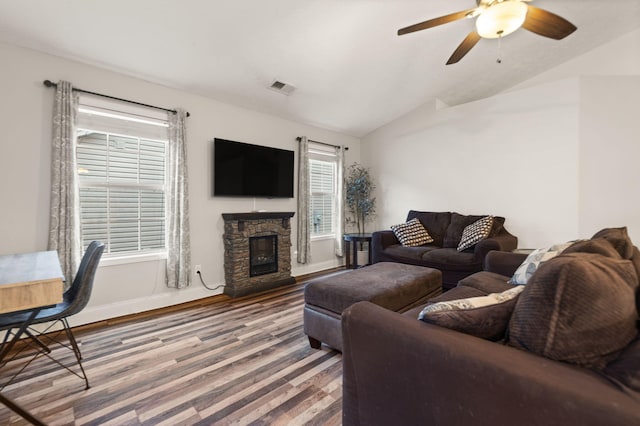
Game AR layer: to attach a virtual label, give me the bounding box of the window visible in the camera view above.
[309,144,337,237]
[76,96,169,258]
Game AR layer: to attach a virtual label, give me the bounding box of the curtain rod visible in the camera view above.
[296,136,348,151]
[43,80,190,117]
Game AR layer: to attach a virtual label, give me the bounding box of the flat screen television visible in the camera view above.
[213,138,295,198]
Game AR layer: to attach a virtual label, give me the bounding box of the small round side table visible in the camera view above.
[343,233,372,269]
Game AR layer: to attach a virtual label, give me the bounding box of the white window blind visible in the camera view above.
[76,96,168,257]
[309,143,337,237]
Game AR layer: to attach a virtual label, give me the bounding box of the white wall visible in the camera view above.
[0,41,361,325]
[362,29,640,249]
[578,76,640,238]
[362,79,581,248]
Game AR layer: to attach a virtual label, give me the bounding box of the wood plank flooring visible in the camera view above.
[0,277,343,425]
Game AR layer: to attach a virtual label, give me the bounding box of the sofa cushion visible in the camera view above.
[489,216,506,236]
[443,213,484,248]
[508,253,639,369]
[390,217,434,247]
[457,216,494,251]
[421,248,478,269]
[508,241,574,285]
[406,211,451,247]
[458,271,514,294]
[418,286,524,341]
[603,336,640,392]
[383,244,439,262]
[427,285,488,302]
[443,213,505,249]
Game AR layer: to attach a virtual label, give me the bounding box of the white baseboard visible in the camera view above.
[70,260,343,327]
[291,258,344,277]
[70,284,222,327]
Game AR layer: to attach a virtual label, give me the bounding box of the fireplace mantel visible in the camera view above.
[222,212,295,221]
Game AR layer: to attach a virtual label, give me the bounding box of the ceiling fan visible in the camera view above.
[398,0,577,65]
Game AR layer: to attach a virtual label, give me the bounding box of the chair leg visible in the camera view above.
[62,318,82,360]
[0,310,39,363]
[61,318,89,389]
[0,393,46,426]
[24,330,51,354]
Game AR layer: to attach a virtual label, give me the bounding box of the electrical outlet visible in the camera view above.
[194,264,201,275]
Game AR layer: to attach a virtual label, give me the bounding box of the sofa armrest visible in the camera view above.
[342,302,640,426]
[473,232,518,262]
[371,230,399,263]
[483,250,528,276]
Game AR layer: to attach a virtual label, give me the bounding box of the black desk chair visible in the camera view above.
[0,241,104,390]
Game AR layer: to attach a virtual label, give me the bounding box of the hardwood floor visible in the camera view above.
[0,277,343,425]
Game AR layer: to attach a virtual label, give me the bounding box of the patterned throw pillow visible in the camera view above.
[457,216,494,251]
[509,241,574,285]
[419,286,524,315]
[390,218,434,247]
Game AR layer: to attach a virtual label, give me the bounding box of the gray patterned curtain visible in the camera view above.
[297,136,311,264]
[48,80,81,284]
[166,109,191,288]
[334,146,345,257]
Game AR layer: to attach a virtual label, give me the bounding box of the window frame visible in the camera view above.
[75,96,170,262]
[308,145,338,240]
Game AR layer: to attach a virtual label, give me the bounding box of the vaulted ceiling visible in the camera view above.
[1,0,639,137]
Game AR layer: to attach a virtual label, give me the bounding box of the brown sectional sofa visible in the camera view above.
[371,210,518,290]
[342,227,640,425]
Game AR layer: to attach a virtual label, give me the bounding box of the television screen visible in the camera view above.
[214,138,295,198]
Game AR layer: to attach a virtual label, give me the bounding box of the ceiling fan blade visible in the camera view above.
[446,31,481,65]
[522,5,577,40]
[398,8,476,36]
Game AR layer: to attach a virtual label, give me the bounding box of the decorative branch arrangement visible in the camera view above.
[345,163,376,235]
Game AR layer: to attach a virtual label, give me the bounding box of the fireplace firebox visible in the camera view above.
[250,235,278,277]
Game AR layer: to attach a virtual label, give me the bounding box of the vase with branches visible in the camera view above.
[345,163,376,236]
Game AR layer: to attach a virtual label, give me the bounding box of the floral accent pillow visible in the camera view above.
[509,242,574,285]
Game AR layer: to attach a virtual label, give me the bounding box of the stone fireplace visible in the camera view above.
[222,212,295,297]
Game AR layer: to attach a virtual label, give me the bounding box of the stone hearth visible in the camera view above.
[222,212,295,297]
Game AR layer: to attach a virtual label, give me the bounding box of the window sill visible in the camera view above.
[100,251,167,267]
[311,235,336,242]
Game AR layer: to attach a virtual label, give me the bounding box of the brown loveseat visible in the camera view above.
[342,228,640,426]
[372,210,518,290]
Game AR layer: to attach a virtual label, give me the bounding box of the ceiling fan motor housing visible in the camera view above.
[476,1,528,39]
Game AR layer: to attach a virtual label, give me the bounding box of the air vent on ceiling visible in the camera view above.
[268,80,296,96]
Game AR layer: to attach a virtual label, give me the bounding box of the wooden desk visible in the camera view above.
[0,251,64,314]
[0,250,64,426]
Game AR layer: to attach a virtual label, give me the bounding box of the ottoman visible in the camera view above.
[303,262,442,351]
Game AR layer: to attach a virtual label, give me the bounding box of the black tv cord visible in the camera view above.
[197,270,224,291]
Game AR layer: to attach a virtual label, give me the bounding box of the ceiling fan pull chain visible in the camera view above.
[497,31,503,64]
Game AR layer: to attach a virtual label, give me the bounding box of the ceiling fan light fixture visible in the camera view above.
[476,1,528,39]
